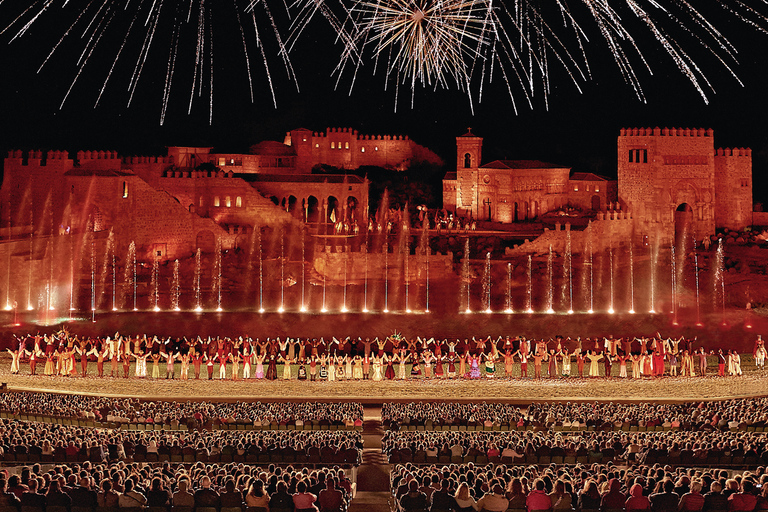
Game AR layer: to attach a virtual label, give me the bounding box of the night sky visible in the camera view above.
[1,1,767,203]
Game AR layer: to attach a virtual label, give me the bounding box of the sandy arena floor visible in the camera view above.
[0,358,766,402]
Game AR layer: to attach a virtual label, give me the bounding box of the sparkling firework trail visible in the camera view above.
[2,0,768,116]
[2,0,296,124]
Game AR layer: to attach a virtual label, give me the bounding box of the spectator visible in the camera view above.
[270,482,294,512]
[431,479,457,512]
[46,480,72,511]
[652,480,681,512]
[506,478,527,511]
[97,479,119,509]
[454,483,477,512]
[119,478,147,509]
[601,479,628,512]
[549,480,572,512]
[476,483,509,512]
[579,481,601,511]
[526,479,551,512]
[318,479,345,512]
[293,480,318,512]
[728,481,757,512]
[679,481,706,512]
[401,480,429,512]
[172,479,195,508]
[20,478,45,510]
[221,479,244,509]
[626,484,651,512]
[69,477,98,510]
[146,477,171,508]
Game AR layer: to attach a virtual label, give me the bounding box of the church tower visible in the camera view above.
[456,129,483,218]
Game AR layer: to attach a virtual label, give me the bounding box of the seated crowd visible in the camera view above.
[382,430,768,466]
[0,461,354,512]
[0,392,364,428]
[392,462,768,512]
[382,399,768,431]
[0,419,362,465]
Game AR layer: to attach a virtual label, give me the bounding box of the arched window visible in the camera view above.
[464,153,472,168]
[236,196,242,207]
[122,181,129,198]
[214,196,220,207]
[225,196,231,207]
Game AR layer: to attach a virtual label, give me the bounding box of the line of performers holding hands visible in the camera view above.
[5,329,766,380]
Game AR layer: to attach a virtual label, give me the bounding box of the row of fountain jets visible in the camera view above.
[5,225,727,324]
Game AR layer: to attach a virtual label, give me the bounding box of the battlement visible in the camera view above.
[6,150,71,163]
[715,147,752,157]
[77,150,119,161]
[620,127,714,137]
[162,169,233,178]
[121,155,173,165]
[313,128,410,141]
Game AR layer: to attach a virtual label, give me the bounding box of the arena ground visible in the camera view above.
[0,356,765,403]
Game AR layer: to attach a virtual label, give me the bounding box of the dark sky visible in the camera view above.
[1,1,767,201]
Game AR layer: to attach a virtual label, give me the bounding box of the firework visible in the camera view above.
[1,0,298,124]
[327,0,768,110]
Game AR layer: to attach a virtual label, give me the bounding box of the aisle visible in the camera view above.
[351,406,391,512]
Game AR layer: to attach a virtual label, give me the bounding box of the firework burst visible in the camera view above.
[324,0,768,111]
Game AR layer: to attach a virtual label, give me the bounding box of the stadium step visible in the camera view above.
[349,491,393,512]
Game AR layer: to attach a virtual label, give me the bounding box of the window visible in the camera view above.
[345,142,349,149]
[375,146,378,151]
[315,143,319,148]
[236,196,242,207]
[586,185,591,191]
[199,196,204,207]
[464,153,471,168]
[214,196,220,207]
[122,181,128,198]
[331,142,335,149]
[361,147,365,153]
[573,185,579,192]
[629,149,648,163]
[225,196,231,207]
[595,186,600,193]
[218,157,226,166]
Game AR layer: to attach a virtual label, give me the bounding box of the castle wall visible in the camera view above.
[714,148,752,231]
[506,212,634,256]
[291,127,442,173]
[64,174,230,260]
[157,172,295,229]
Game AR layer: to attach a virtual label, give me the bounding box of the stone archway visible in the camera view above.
[306,196,320,223]
[674,203,693,250]
[591,195,601,211]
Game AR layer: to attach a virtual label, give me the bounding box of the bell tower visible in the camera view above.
[456,128,483,218]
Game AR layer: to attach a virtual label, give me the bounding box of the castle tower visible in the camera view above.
[617,127,717,243]
[455,128,483,218]
[714,148,752,230]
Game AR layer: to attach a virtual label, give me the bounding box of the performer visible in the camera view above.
[254,352,266,379]
[755,340,766,370]
[585,350,603,377]
[180,352,190,380]
[561,348,571,377]
[352,355,363,380]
